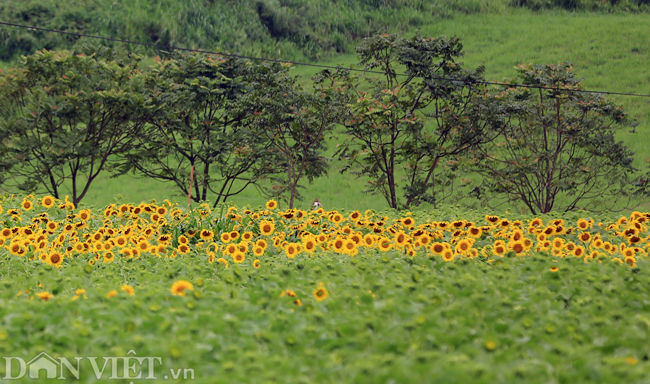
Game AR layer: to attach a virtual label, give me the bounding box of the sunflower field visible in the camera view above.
[1,194,649,383]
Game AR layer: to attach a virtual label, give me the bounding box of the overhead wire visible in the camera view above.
[0,20,649,98]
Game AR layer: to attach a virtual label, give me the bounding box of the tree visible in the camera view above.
[0,46,157,207]
[337,33,497,209]
[242,68,353,208]
[468,63,636,214]
[115,52,284,207]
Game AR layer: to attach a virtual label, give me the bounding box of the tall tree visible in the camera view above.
[115,52,284,207]
[337,33,498,209]
[0,46,157,207]
[469,63,636,214]
[241,68,353,208]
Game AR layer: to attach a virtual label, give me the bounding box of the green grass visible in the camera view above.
[420,11,650,139]
[0,0,515,63]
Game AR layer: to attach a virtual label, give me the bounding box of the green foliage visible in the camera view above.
[0,13,649,215]
[469,63,636,214]
[242,67,354,208]
[0,46,157,206]
[338,33,494,210]
[0,198,648,383]
[115,52,286,207]
[0,0,101,60]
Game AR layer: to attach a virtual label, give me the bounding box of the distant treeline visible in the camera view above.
[0,34,647,214]
[0,0,648,62]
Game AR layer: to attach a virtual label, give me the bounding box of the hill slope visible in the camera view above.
[0,0,648,62]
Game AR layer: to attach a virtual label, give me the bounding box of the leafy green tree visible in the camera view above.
[0,64,25,184]
[337,33,498,209]
[468,63,636,214]
[0,47,157,207]
[241,68,353,208]
[116,52,284,207]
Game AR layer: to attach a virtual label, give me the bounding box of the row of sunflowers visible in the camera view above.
[1,194,646,272]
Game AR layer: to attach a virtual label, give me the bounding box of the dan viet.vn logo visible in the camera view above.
[3,350,194,380]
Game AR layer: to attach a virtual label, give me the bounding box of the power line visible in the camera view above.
[1,20,650,98]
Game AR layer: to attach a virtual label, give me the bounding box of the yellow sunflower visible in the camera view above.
[225,244,238,255]
[137,240,150,253]
[48,252,64,268]
[21,199,34,211]
[285,244,298,259]
[302,238,316,254]
[35,291,54,301]
[377,239,392,252]
[78,209,91,221]
[260,221,275,236]
[103,251,115,263]
[41,196,55,209]
[467,226,482,238]
[576,218,590,230]
[572,246,585,258]
[232,251,245,264]
[121,284,135,296]
[602,241,614,254]
[330,213,343,225]
[313,286,329,301]
[349,211,362,221]
[402,217,415,227]
[200,229,214,241]
[216,257,229,268]
[343,239,357,255]
[170,280,194,297]
[508,240,525,255]
[454,238,472,255]
[362,234,376,248]
[431,242,445,255]
[331,238,345,253]
[485,215,499,225]
[622,248,636,258]
[442,250,455,262]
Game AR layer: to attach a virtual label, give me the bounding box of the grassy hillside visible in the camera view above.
[0,0,504,63]
[0,0,648,63]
